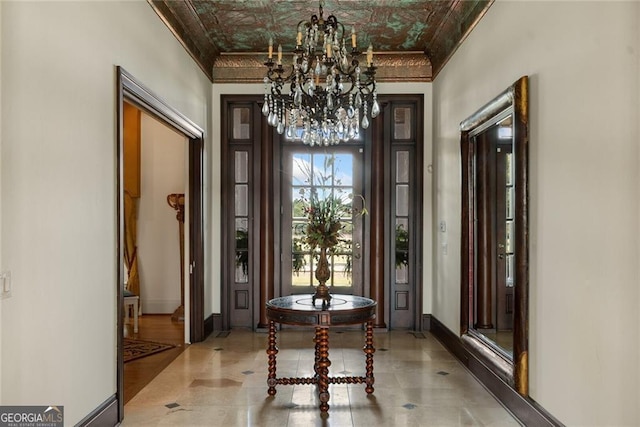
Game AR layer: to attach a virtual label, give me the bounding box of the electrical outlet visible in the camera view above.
[0,271,12,299]
[439,221,447,232]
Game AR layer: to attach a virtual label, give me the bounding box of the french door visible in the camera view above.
[221,95,423,330]
[280,146,365,297]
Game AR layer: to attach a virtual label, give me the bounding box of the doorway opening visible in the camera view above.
[220,94,423,332]
[121,103,187,403]
[116,67,205,421]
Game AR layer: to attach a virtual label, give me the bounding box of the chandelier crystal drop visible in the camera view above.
[263,0,379,146]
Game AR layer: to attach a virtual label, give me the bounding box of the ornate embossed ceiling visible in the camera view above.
[148,0,493,83]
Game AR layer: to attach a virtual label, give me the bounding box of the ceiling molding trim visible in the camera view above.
[147,0,215,82]
[430,0,494,79]
[211,53,432,84]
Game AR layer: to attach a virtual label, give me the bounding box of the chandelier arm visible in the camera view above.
[265,65,296,85]
[263,1,378,144]
[299,91,326,121]
[332,74,358,98]
[333,19,345,43]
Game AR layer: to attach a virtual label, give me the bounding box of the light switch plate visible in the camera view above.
[0,271,12,299]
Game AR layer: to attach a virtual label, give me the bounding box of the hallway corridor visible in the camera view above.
[123,329,520,426]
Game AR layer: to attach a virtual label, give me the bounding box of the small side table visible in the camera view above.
[265,294,376,413]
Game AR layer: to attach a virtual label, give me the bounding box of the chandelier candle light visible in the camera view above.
[263,0,380,146]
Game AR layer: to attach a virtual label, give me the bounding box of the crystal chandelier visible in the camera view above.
[263,0,379,146]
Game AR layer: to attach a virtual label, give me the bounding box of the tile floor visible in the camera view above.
[123,329,520,426]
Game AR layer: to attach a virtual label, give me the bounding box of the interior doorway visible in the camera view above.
[121,103,187,403]
[116,67,205,422]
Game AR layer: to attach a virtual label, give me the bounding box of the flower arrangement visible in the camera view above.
[302,191,351,250]
[294,155,366,253]
[291,154,366,307]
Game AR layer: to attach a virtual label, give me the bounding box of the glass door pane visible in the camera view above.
[282,147,364,297]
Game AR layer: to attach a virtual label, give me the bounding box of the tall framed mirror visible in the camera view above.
[460,76,529,395]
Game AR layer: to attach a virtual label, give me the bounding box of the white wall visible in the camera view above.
[0,1,211,424]
[211,82,433,315]
[432,1,639,425]
[138,114,186,313]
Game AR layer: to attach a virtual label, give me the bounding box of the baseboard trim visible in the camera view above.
[429,315,564,427]
[204,313,216,338]
[210,313,223,333]
[75,394,118,427]
[421,313,431,331]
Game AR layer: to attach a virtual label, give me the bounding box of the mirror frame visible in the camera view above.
[459,76,529,396]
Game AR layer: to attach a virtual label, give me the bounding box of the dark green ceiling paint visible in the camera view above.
[149,0,493,81]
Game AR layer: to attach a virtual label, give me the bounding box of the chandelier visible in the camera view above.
[263,0,379,146]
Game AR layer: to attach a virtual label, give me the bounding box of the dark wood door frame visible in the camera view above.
[116,67,206,422]
[220,95,424,332]
[220,96,266,330]
[377,95,424,330]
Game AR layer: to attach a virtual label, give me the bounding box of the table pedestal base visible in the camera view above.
[266,320,375,413]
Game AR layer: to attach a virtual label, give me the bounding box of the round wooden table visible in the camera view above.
[265,294,377,413]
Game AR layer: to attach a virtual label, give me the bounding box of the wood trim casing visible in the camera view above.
[369,101,386,328]
[189,137,206,342]
[118,69,203,138]
[219,97,231,331]
[376,95,424,331]
[116,66,126,424]
[258,109,274,329]
[220,95,265,331]
[412,96,425,331]
[220,95,423,331]
[116,66,206,422]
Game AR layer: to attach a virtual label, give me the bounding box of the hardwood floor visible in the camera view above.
[123,313,186,404]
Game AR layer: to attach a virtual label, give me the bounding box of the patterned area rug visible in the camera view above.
[124,338,175,363]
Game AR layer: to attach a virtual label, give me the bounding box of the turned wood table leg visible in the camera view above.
[267,320,278,396]
[364,320,375,394]
[314,327,320,378]
[316,327,331,412]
